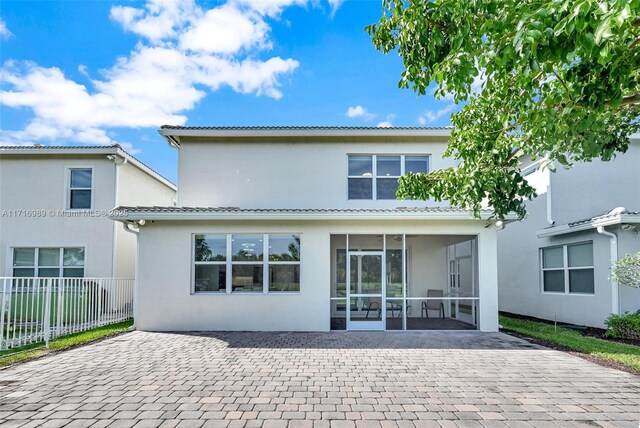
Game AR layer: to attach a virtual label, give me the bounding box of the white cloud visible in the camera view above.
[418,103,455,124]
[376,121,393,128]
[328,0,345,16]
[0,19,13,39]
[346,105,375,121]
[1,0,307,148]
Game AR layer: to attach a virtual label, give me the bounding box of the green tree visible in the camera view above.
[367,0,640,219]
[611,251,640,288]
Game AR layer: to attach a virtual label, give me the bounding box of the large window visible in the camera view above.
[67,168,93,209]
[12,247,85,278]
[348,155,429,200]
[193,234,300,294]
[541,242,594,294]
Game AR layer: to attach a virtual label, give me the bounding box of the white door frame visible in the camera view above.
[346,251,385,331]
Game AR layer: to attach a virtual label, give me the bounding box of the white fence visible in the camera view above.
[0,277,134,350]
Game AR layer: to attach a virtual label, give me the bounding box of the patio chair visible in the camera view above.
[365,297,382,319]
[421,289,445,319]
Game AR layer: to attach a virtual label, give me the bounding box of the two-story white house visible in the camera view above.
[498,138,640,328]
[112,126,506,332]
[0,145,176,281]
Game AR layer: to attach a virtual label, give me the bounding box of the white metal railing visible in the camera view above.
[0,277,134,350]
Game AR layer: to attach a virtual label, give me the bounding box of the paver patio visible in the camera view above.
[0,331,639,428]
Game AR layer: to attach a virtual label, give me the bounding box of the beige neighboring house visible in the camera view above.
[112,126,510,333]
[0,145,176,280]
[498,138,640,328]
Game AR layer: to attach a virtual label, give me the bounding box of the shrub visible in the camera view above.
[610,252,640,288]
[605,312,640,340]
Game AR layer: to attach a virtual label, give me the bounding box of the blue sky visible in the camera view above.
[0,0,457,182]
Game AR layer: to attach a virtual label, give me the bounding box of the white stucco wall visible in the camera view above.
[0,155,117,278]
[176,138,453,208]
[0,152,176,280]
[113,161,176,278]
[498,140,640,327]
[136,219,499,332]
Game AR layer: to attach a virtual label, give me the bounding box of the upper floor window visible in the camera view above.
[12,247,85,278]
[68,168,92,209]
[348,155,429,200]
[541,242,594,294]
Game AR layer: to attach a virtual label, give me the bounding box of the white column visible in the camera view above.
[477,227,499,332]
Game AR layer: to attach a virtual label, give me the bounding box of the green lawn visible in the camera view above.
[0,320,133,367]
[500,314,640,372]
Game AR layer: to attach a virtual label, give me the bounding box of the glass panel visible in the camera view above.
[376,178,399,200]
[386,250,403,298]
[543,270,565,292]
[232,235,263,261]
[405,156,429,174]
[195,235,226,261]
[348,155,372,176]
[386,298,404,330]
[232,265,263,292]
[330,299,346,330]
[349,255,358,294]
[269,265,300,292]
[348,178,372,199]
[70,190,91,209]
[568,243,593,267]
[350,297,381,321]
[70,169,92,188]
[38,248,60,267]
[542,247,564,269]
[194,265,226,293]
[63,268,84,278]
[376,156,401,176]
[569,269,594,294]
[38,268,60,277]
[63,248,85,266]
[335,249,346,297]
[13,268,35,277]
[13,248,35,267]
[361,254,382,294]
[269,234,300,261]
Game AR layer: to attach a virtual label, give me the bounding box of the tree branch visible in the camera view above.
[553,71,573,101]
[505,148,522,164]
[631,36,640,48]
[617,93,640,107]
[634,17,640,27]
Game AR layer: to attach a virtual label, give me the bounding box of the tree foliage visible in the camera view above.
[367,0,640,219]
[611,251,640,288]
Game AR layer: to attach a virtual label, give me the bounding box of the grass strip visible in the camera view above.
[500,315,640,372]
[0,320,133,367]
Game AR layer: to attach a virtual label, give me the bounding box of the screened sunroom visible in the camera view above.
[330,234,479,331]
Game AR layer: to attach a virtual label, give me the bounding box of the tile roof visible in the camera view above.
[568,209,640,226]
[114,206,481,214]
[160,125,452,131]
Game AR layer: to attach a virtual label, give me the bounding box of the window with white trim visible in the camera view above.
[347,155,429,200]
[541,242,594,294]
[67,168,93,209]
[12,247,85,278]
[193,234,300,294]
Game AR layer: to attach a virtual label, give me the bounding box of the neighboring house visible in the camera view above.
[112,126,507,333]
[498,139,640,328]
[0,145,176,280]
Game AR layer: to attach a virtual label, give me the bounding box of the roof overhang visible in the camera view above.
[158,126,452,149]
[110,206,512,222]
[537,213,640,238]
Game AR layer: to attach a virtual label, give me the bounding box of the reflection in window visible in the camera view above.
[68,168,92,209]
[12,247,85,278]
[347,154,430,200]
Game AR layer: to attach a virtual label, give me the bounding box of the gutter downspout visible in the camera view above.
[545,157,555,225]
[121,221,139,329]
[597,226,619,315]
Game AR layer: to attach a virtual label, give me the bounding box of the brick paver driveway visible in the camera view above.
[1,331,639,428]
